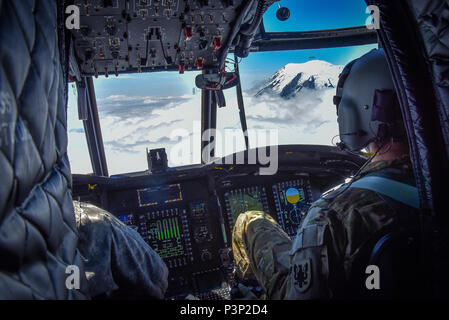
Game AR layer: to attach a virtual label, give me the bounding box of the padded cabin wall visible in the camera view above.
[365,0,449,298]
[406,1,449,164]
[0,0,88,299]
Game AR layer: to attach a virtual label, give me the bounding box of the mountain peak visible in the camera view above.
[256,60,343,99]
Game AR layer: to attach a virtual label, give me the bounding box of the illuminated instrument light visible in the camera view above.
[213,37,221,50]
[185,26,193,40]
[169,218,174,238]
[196,58,204,70]
[179,63,185,74]
[163,219,169,239]
[157,220,162,240]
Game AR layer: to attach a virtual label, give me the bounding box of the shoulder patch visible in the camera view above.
[291,259,312,293]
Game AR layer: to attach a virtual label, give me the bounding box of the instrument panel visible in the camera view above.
[103,177,230,299]
[224,186,270,231]
[109,177,314,298]
[219,175,315,244]
[70,0,248,76]
[272,179,313,236]
[222,180,313,238]
[72,145,364,300]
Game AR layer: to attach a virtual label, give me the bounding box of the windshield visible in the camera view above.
[218,44,377,151]
[67,0,377,175]
[264,0,372,32]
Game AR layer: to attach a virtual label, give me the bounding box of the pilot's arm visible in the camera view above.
[232,201,344,299]
[283,202,345,299]
[74,201,169,299]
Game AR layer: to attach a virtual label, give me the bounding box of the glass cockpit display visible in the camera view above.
[224,186,269,227]
[137,183,183,207]
[273,179,313,236]
[135,209,193,268]
[147,217,184,259]
[119,213,186,260]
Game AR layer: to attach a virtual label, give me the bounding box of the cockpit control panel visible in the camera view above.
[272,179,313,236]
[224,186,270,231]
[70,0,247,76]
[72,145,364,299]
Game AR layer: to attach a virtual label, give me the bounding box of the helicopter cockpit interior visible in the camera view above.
[66,0,378,300]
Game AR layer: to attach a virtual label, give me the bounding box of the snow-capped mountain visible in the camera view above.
[255,60,343,99]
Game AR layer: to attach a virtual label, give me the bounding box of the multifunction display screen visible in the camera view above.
[227,188,265,221]
[135,208,192,268]
[147,217,184,259]
[273,179,312,236]
[224,186,269,230]
[137,184,183,207]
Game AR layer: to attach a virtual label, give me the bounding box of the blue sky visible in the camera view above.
[68,0,378,174]
[264,0,370,32]
[239,0,376,86]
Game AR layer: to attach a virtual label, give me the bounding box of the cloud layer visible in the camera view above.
[67,79,339,175]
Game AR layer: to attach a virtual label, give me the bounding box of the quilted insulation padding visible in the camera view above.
[407,0,449,157]
[365,0,449,211]
[0,0,88,299]
[364,0,449,297]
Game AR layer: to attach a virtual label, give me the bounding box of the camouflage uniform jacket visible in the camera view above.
[74,201,168,299]
[232,156,419,299]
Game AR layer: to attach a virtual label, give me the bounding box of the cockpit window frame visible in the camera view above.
[73,20,377,177]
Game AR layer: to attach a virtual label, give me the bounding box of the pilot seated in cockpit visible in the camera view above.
[232,49,421,299]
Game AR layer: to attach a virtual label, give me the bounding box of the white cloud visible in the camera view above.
[218,88,338,149]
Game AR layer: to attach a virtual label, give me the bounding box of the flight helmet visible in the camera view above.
[334,48,406,152]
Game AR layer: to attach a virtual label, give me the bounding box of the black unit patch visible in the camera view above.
[291,259,312,293]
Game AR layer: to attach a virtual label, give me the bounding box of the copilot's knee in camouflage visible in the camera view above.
[232,211,269,278]
[232,211,292,294]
